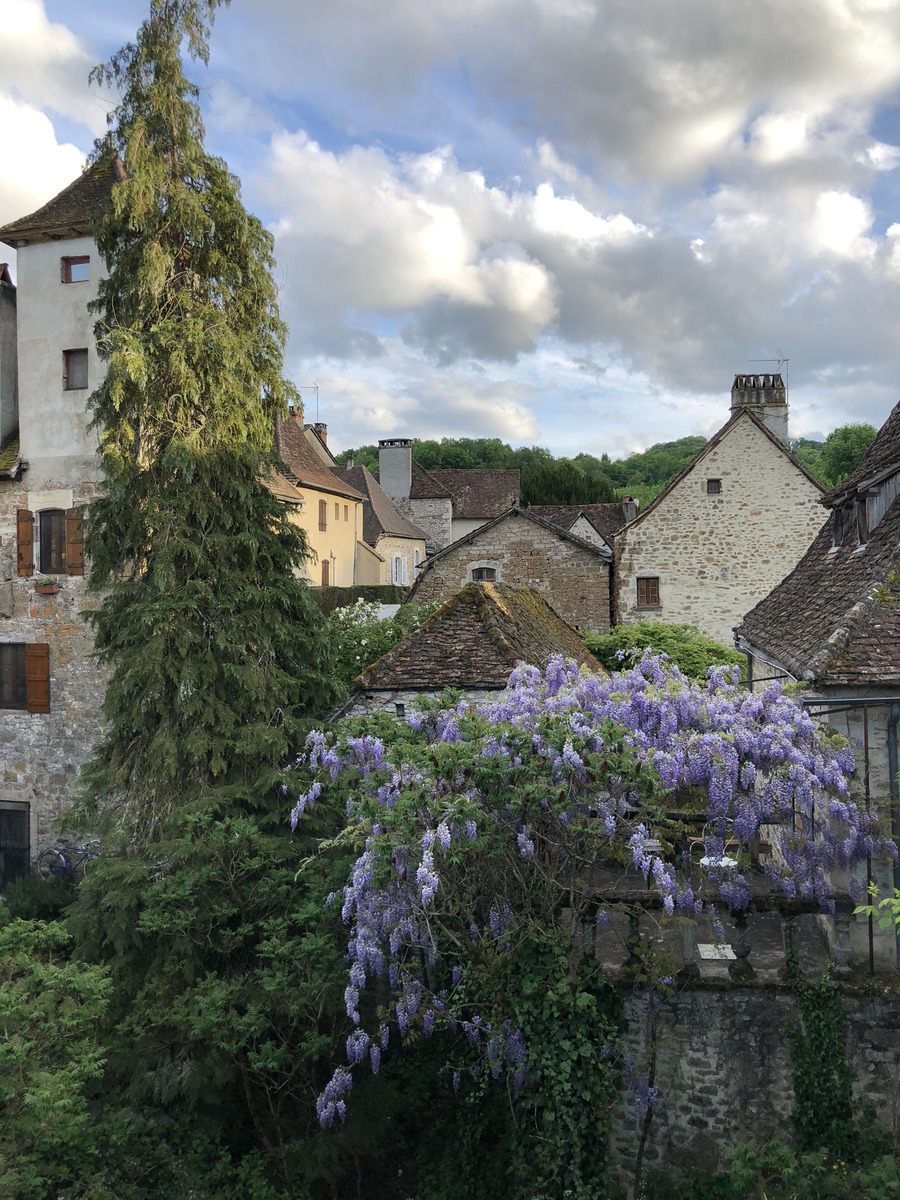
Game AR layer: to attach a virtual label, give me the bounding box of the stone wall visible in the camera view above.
[396,495,453,553]
[347,686,500,719]
[609,982,900,1189]
[0,477,107,868]
[411,512,610,633]
[615,415,826,645]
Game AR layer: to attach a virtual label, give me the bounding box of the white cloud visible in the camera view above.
[0,95,86,231]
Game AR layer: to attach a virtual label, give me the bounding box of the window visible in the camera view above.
[0,643,50,713]
[0,801,31,887]
[857,501,869,548]
[637,577,660,607]
[318,499,327,531]
[706,479,722,495]
[471,567,497,582]
[16,507,84,577]
[321,559,330,586]
[335,502,339,520]
[392,556,409,586]
[63,348,88,390]
[395,702,406,719]
[39,510,66,574]
[61,255,90,284]
[344,505,349,521]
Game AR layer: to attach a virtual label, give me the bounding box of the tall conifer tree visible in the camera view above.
[78,0,338,839]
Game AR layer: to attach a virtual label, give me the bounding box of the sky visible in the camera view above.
[3,0,900,459]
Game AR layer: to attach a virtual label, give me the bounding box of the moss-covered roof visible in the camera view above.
[355,581,604,691]
[0,434,21,473]
[0,157,123,246]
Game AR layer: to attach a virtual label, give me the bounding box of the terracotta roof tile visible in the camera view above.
[738,401,900,684]
[428,468,520,518]
[0,157,122,245]
[527,503,626,546]
[275,418,365,502]
[342,465,427,543]
[355,581,604,691]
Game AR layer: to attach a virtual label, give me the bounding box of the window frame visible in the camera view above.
[61,255,90,284]
[0,643,50,713]
[38,510,66,575]
[63,348,89,390]
[706,478,722,495]
[637,577,661,608]
[471,566,497,582]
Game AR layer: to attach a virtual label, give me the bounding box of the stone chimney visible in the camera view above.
[345,453,355,469]
[730,373,788,444]
[621,496,639,524]
[378,438,412,499]
[312,421,327,445]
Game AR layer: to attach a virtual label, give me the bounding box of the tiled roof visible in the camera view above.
[342,465,428,544]
[264,470,305,505]
[527,503,627,547]
[820,403,900,506]
[355,581,603,691]
[737,410,900,685]
[0,157,123,245]
[428,468,520,518]
[275,418,365,502]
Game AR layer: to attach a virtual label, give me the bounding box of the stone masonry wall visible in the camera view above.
[615,415,826,646]
[395,495,453,553]
[347,686,499,719]
[412,513,610,632]
[0,477,108,864]
[609,983,900,1190]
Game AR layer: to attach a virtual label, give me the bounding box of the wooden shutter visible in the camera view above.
[16,509,33,577]
[25,643,50,714]
[65,506,85,575]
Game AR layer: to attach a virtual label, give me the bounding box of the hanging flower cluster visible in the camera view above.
[289,652,889,1126]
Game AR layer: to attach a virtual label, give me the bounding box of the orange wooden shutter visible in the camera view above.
[16,509,33,577]
[65,506,85,575]
[25,643,50,713]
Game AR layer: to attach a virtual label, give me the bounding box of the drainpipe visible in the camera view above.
[888,704,900,967]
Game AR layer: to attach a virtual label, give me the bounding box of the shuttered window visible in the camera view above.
[321,559,330,586]
[318,499,327,531]
[16,507,85,576]
[16,509,33,577]
[637,577,660,607]
[0,643,49,713]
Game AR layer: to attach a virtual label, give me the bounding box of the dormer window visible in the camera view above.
[61,256,90,284]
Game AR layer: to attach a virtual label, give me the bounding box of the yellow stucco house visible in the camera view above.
[274,414,382,586]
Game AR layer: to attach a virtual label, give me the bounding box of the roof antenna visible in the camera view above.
[749,351,789,404]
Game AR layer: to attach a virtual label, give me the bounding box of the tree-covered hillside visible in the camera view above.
[337,423,877,508]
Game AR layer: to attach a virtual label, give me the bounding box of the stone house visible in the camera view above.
[339,462,427,587]
[343,580,603,718]
[737,400,900,970]
[614,374,826,647]
[526,500,638,552]
[0,161,120,881]
[376,438,520,553]
[407,506,612,633]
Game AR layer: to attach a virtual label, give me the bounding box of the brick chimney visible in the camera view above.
[312,421,327,445]
[378,438,412,499]
[287,401,304,426]
[730,373,788,444]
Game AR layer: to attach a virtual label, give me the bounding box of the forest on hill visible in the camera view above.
[336,421,877,509]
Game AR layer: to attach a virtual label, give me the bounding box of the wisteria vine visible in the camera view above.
[289,652,891,1127]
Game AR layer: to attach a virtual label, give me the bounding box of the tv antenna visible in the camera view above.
[295,383,320,422]
[749,351,788,401]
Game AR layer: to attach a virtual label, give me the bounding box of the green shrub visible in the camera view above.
[584,621,746,683]
[2,872,74,921]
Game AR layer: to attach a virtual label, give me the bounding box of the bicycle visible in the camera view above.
[37,839,101,883]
